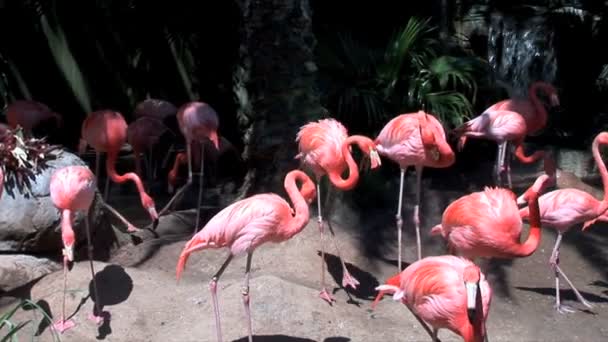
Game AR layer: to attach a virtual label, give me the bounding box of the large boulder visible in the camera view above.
[0,150,112,255]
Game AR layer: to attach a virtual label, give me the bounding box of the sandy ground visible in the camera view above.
[3,156,608,342]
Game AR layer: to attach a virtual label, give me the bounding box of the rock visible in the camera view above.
[0,254,61,292]
[0,150,113,256]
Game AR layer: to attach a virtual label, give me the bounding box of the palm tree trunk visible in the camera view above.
[233,0,323,197]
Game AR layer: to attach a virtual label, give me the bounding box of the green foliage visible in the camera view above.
[316,17,486,133]
[0,299,61,342]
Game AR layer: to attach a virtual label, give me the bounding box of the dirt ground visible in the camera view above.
[3,160,608,342]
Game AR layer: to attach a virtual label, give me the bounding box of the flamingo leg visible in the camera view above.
[414,165,423,260]
[242,252,254,342]
[84,211,103,325]
[209,254,234,342]
[103,174,110,202]
[396,168,406,271]
[550,233,593,312]
[316,183,335,303]
[53,256,75,333]
[194,142,205,235]
[102,202,140,232]
[432,328,439,342]
[159,143,193,216]
[505,144,513,189]
[161,143,175,169]
[323,187,359,290]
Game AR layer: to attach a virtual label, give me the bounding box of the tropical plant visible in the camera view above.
[315,16,486,133]
[0,299,61,342]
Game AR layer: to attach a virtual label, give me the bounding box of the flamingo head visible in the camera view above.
[463,265,481,323]
[372,273,402,310]
[359,137,382,169]
[595,131,608,145]
[208,130,220,150]
[550,93,560,107]
[141,193,159,221]
[517,174,554,205]
[299,176,317,204]
[62,230,76,262]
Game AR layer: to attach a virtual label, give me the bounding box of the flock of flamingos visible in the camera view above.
[0,80,606,342]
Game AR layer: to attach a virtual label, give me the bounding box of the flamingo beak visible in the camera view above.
[516,194,526,205]
[465,281,478,323]
[370,150,381,169]
[63,245,74,262]
[550,94,560,107]
[148,206,159,221]
[209,131,220,150]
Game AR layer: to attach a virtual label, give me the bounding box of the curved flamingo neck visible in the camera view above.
[61,209,75,246]
[513,142,544,164]
[282,171,312,239]
[592,138,608,212]
[327,135,368,191]
[106,150,149,206]
[510,183,543,257]
[528,82,549,130]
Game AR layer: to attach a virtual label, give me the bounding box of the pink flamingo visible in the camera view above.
[79,110,158,228]
[160,102,220,232]
[49,166,103,332]
[0,166,4,199]
[6,100,62,135]
[295,118,382,302]
[517,132,608,312]
[375,110,455,265]
[454,109,544,188]
[133,98,177,120]
[491,81,560,136]
[127,116,173,184]
[374,255,492,342]
[176,169,316,342]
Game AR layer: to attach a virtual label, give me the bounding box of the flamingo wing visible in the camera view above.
[295,119,347,171]
[521,189,602,230]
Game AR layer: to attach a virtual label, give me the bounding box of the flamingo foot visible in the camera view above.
[319,288,335,304]
[578,296,594,309]
[126,224,141,233]
[555,303,575,314]
[88,313,103,325]
[53,319,75,333]
[342,270,360,290]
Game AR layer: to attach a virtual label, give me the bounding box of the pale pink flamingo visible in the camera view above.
[374,255,492,342]
[176,169,316,342]
[430,171,553,260]
[5,100,62,135]
[79,110,158,229]
[492,81,560,136]
[375,110,455,265]
[295,118,382,302]
[160,102,220,232]
[517,132,608,312]
[454,110,544,188]
[127,116,173,185]
[49,165,102,332]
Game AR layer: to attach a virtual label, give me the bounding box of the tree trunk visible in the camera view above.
[233,0,322,197]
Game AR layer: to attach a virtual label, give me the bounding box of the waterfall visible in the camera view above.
[487,10,558,98]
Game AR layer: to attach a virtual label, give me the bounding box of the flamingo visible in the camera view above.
[374,255,492,342]
[176,169,316,342]
[49,166,102,332]
[160,102,220,232]
[517,131,608,312]
[79,110,158,229]
[454,110,544,188]
[133,98,177,120]
[0,166,4,198]
[430,168,553,262]
[375,110,455,266]
[295,118,382,302]
[5,100,62,135]
[127,116,173,185]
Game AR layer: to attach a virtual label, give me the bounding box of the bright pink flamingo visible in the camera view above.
[79,110,158,228]
[295,118,382,302]
[176,169,316,342]
[517,132,608,312]
[375,110,455,265]
[6,100,62,135]
[491,81,560,136]
[374,255,492,342]
[49,166,102,332]
[127,116,173,185]
[160,102,220,232]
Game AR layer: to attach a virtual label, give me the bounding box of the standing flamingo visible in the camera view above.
[127,116,173,185]
[375,110,455,266]
[0,166,4,199]
[6,100,62,135]
[79,110,158,227]
[295,118,382,302]
[454,110,544,188]
[133,98,178,120]
[517,132,608,312]
[49,166,102,332]
[176,169,316,342]
[160,102,220,232]
[374,255,492,342]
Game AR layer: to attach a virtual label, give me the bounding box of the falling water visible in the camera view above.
[488,11,558,98]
